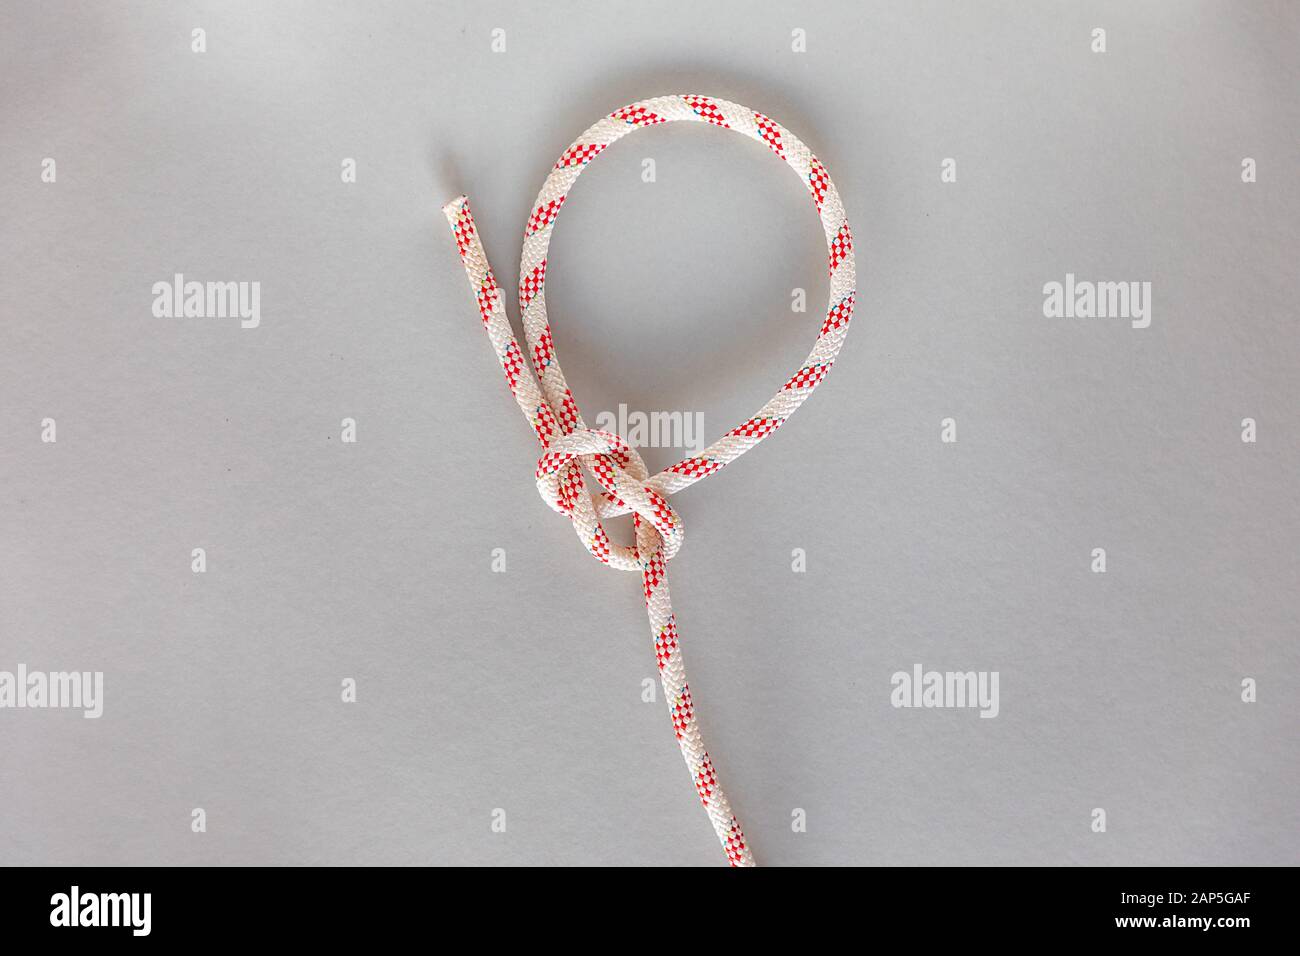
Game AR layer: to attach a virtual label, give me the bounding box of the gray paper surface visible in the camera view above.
[1,0,1297,866]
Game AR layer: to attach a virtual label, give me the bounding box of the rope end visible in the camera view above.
[441,194,469,222]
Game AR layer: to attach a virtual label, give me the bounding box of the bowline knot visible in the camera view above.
[443,94,857,866]
[534,428,684,570]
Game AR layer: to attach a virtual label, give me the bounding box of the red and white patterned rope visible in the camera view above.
[441,95,855,867]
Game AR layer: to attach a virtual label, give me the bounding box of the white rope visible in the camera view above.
[442,95,856,866]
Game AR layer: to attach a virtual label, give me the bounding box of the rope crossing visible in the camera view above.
[442,95,856,866]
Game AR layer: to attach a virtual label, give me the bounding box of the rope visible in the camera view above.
[441,95,856,867]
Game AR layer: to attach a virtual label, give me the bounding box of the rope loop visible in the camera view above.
[442,94,856,867]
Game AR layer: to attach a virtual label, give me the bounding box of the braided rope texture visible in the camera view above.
[442,95,856,866]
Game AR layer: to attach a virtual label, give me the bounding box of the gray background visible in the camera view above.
[2,0,1297,866]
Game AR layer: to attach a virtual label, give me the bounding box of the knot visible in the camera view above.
[444,95,856,867]
[534,428,684,570]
